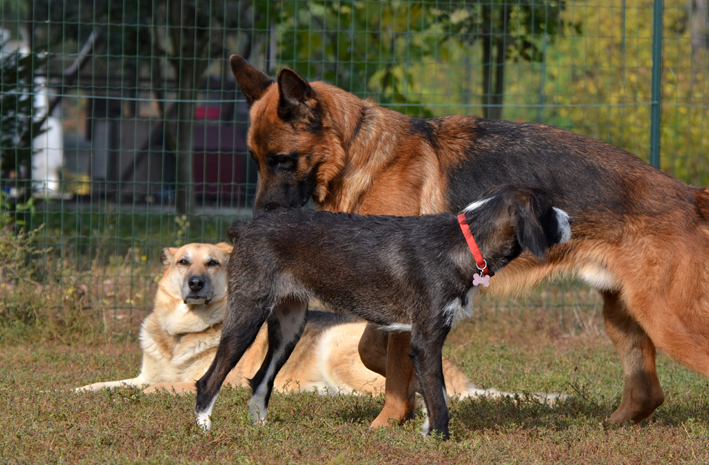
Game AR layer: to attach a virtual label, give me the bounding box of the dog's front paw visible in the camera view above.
[420,411,430,437]
[248,397,269,425]
[248,405,268,425]
[196,412,212,431]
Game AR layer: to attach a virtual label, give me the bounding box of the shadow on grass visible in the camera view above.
[454,394,709,433]
[651,401,709,427]
[325,392,709,436]
[450,395,610,432]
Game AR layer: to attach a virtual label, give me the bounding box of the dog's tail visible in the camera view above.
[75,375,147,393]
[228,220,251,244]
[456,382,568,406]
[443,359,567,406]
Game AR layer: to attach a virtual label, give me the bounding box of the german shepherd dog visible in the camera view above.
[195,185,572,439]
[76,242,488,399]
[229,55,709,428]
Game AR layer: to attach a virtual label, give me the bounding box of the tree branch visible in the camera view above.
[29,29,101,138]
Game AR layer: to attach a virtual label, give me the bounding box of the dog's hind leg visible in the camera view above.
[365,330,418,427]
[195,295,270,430]
[602,290,665,424]
[357,322,389,377]
[248,298,308,424]
[409,328,451,440]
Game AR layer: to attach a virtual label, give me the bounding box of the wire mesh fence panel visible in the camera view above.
[0,0,707,331]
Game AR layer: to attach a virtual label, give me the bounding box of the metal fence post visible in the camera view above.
[649,0,663,169]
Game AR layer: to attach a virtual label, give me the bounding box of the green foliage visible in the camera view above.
[317,0,709,185]
[0,194,118,344]
[275,1,439,116]
[0,190,33,228]
[274,1,573,117]
[432,1,575,62]
[528,0,709,184]
[0,192,50,330]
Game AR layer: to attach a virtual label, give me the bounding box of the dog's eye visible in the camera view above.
[269,153,297,171]
[206,259,220,267]
[177,259,189,266]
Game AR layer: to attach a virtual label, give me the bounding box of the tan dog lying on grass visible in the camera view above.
[78,242,531,400]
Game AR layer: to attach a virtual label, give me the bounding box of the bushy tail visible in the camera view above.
[442,359,567,406]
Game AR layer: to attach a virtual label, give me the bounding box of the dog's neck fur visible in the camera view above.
[152,287,228,338]
[311,82,474,216]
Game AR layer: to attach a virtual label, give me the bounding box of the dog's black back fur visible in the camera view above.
[228,185,566,323]
[196,185,571,439]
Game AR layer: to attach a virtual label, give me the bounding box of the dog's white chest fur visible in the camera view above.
[443,286,479,327]
[578,263,619,291]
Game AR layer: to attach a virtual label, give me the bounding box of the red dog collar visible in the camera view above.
[457,213,489,276]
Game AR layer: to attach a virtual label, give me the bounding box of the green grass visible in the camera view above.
[25,204,242,264]
[2,304,709,464]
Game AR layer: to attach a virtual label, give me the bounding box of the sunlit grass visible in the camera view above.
[2,303,708,463]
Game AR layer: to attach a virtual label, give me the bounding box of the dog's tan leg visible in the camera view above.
[357,323,389,377]
[369,331,417,428]
[602,290,665,424]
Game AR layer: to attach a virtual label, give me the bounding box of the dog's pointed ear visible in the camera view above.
[277,68,321,125]
[230,55,273,106]
[215,242,233,258]
[509,196,549,259]
[160,247,177,267]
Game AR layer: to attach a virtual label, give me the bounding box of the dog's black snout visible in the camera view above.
[188,276,205,292]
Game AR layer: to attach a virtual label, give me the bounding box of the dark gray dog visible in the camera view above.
[195,185,572,440]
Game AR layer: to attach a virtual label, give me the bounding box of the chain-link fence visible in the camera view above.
[1,0,707,330]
